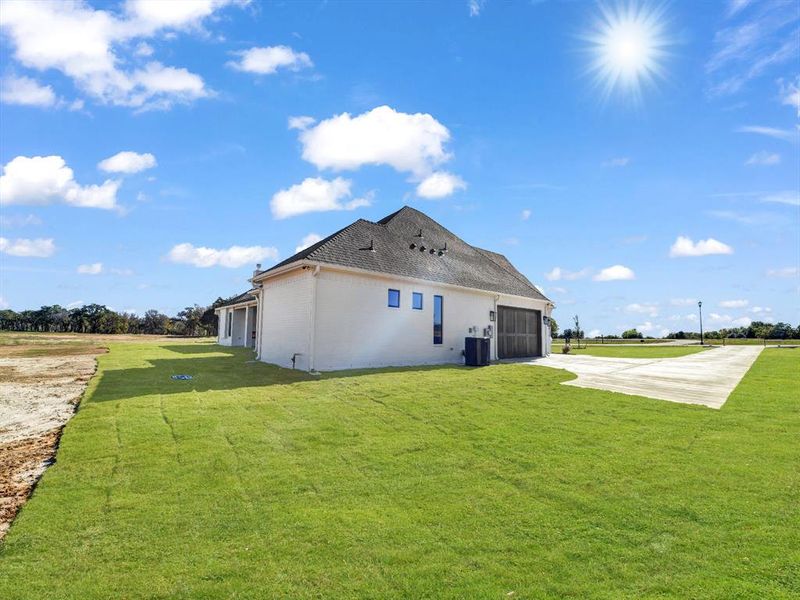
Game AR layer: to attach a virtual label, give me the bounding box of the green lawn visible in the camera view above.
[551,345,710,358]
[1,343,798,598]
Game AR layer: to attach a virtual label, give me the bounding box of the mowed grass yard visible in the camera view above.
[551,345,709,358]
[1,342,798,598]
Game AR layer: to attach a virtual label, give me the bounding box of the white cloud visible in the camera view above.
[726,0,751,17]
[0,236,55,257]
[0,75,56,107]
[766,267,798,278]
[669,236,733,257]
[298,105,453,177]
[77,262,103,275]
[750,306,772,314]
[109,267,134,276]
[270,177,372,219]
[521,209,531,221]
[745,151,780,166]
[720,299,748,308]
[468,0,485,17]
[625,303,659,317]
[760,190,799,206]
[295,233,323,254]
[66,300,84,309]
[594,265,635,281]
[0,295,8,309]
[228,46,313,75]
[288,115,316,131]
[602,157,630,167]
[635,321,663,335]
[545,267,590,281]
[707,313,752,328]
[98,151,157,174]
[416,171,466,199]
[0,155,121,210]
[736,126,797,143]
[135,42,154,57]
[587,329,602,338]
[124,0,237,29]
[708,313,732,324]
[167,243,279,269]
[130,62,208,110]
[0,0,238,110]
[670,298,696,306]
[779,77,800,116]
[0,213,42,228]
[707,3,799,96]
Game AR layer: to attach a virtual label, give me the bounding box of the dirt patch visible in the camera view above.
[0,351,101,539]
[0,429,60,539]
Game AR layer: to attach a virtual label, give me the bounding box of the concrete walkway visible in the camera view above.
[524,346,764,409]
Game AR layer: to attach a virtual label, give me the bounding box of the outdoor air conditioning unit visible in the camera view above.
[464,337,490,367]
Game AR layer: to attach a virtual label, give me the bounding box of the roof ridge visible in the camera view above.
[376,205,417,225]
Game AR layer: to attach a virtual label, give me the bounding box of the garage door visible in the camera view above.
[497,306,541,359]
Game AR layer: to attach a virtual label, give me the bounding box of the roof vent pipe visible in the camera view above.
[253,263,262,277]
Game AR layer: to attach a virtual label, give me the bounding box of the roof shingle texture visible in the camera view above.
[216,291,256,308]
[263,206,549,301]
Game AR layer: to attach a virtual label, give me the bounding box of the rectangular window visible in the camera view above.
[412,292,423,310]
[388,289,400,308]
[226,312,232,337]
[433,295,443,344]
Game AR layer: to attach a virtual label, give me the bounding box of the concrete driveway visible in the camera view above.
[526,346,764,409]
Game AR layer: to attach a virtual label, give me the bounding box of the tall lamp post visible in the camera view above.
[698,301,704,346]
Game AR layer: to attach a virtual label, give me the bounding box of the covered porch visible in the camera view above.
[215,292,258,350]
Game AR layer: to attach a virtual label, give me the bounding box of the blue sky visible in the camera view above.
[1,0,798,336]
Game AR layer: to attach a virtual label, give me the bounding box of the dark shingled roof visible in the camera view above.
[261,206,549,301]
[216,290,256,308]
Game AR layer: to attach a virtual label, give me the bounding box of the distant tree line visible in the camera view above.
[666,321,799,340]
[0,297,236,337]
[550,320,799,341]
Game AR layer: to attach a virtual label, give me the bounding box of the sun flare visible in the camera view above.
[584,2,671,104]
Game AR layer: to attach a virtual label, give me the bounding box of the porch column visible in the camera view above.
[244,306,251,348]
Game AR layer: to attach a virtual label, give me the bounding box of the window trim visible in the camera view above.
[433,294,443,345]
[412,292,423,310]
[388,288,401,308]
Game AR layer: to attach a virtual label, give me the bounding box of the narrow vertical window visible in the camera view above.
[226,312,232,337]
[433,295,443,344]
[388,289,400,308]
[412,292,423,310]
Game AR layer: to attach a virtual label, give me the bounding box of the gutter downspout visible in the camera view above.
[308,265,320,372]
[253,286,263,360]
[493,294,500,361]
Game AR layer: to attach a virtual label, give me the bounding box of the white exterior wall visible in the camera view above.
[217,307,233,346]
[310,268,551,371]
[258,269,314,370]
[231,307,247,346]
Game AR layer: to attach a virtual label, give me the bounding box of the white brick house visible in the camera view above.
[216,207,553,371]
